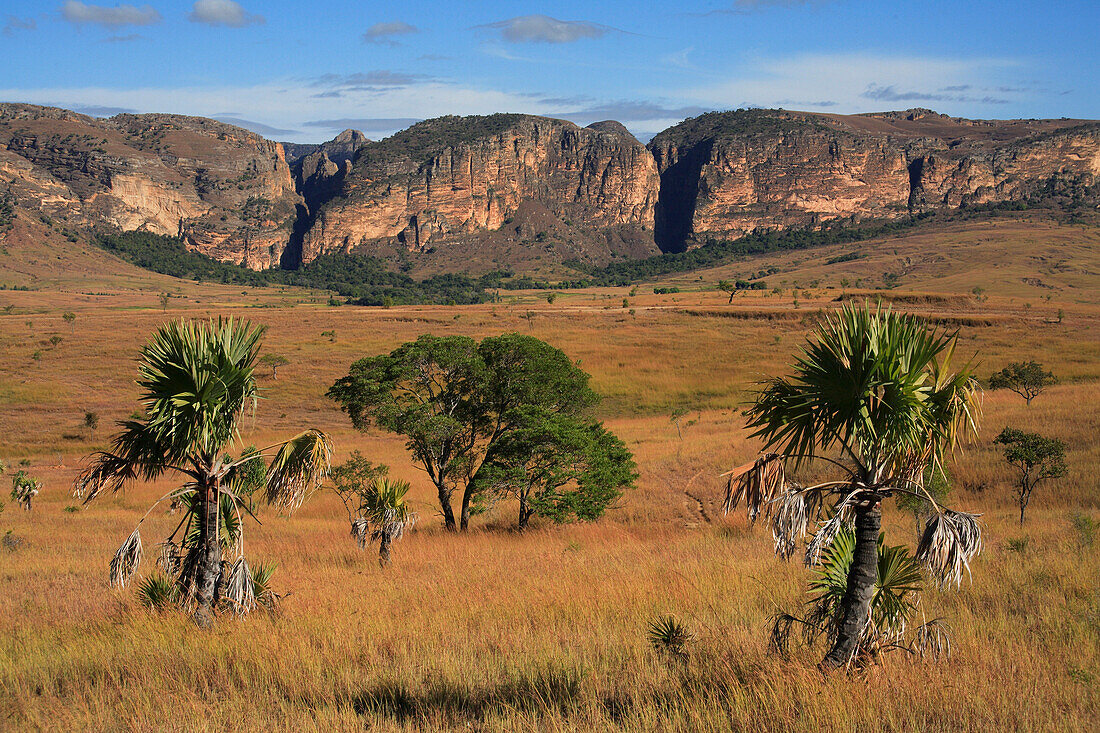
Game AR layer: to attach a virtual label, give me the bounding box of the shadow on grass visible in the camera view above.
[349,665,583,723]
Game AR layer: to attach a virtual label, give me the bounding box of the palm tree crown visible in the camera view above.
[724,304,983,669]
[74,318,331,618]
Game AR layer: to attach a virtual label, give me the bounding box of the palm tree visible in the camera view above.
[348,477,417,567]
[724,304,983,671]
[73,318,331,624]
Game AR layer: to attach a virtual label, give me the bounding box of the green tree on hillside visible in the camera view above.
[994,427,1068,524]
[328,333,607,532]
[725,304,983,671]
[73,318,332,625]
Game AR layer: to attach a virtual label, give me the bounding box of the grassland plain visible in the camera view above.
[1,219,1098,730]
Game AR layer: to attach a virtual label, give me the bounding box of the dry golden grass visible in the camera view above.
[1,221,1098,731]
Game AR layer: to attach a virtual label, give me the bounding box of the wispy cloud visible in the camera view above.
[863,83,1010,105]
[61,1,161,27]
[475,15,620,44]
[549,99,711,123]
[696,0,824,15]
[188,0,264,28]
[103,33,143,43]
[685,53,1024,113]
[311,71,433,91]
[363,21,418,46]
[211,116,299,136]
[3,15,36,36]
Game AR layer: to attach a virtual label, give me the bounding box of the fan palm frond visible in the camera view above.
[265,429,333,513]
[722,453,785,521]
[137,573,179,609]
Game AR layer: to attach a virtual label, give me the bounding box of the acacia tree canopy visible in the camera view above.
[327,333,601,531]
[472,406,637,528]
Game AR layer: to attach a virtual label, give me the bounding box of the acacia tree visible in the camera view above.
[73,318,331,625]
[994,427,1068,524]
[260,354,289,380]
[724,304,984,671]
[471,407,636,529]
[989,362,1056,405]
[327,333,597,532]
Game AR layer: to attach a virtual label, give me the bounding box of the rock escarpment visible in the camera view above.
[649,108,1100,250]
[298,114,659,265]
[0,103,303,269]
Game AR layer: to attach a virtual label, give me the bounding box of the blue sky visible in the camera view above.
[2,0,1097,142]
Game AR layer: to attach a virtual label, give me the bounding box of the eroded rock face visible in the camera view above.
[649,109,1100,250]
[0,104,303,269]
[299,114,659,264]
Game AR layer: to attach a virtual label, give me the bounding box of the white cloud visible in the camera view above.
[188,0,264,28]
[476,15,616,44]
[363,21,418,45]
[61,1,161,27]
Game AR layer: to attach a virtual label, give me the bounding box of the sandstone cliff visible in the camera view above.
[649,108,1100,250]
[0,103,303,269]
[298,114,659,266]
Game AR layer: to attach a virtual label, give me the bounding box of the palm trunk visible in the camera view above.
[821,500,880,671]
[192,480,223,625]
[378,533,392,568]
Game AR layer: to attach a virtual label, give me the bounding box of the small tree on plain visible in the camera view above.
[994,427,1068,524]
[718,280,738,304]
[159,293,170,312]
[84,411,99,431]
[259,354,289,379]
[989,362,1056,405]
[63,312,76,333]
[11,470,40,511]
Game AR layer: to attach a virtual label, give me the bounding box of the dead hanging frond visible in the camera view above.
[723,453,785,522]
[156,540,181,577]
[351,517,369,549]
[223,557,256,615]
[771,485,814,559]
[264,429,333,514]
[910,618,952,660]
[917,509,983,588]
[109,528,143,588]
[803,492,858,567]
[375,507,417,543]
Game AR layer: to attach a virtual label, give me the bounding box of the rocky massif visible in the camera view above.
[650,108,1100,250]
[1,104,1097,274]
[297,114,660,269]
[0,103,302,269]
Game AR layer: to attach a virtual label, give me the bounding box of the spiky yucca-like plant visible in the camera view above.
[74,318,331,624]
[724,304,982,670]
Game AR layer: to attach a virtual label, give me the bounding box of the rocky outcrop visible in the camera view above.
[298,114,659,264]
[0,103,303,269]
[649,108,1100,250]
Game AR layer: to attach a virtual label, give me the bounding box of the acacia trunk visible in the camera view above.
[378,533,392,568]
[192,481,223,625]
[518,494,533,530]
[821,500,880,671]
[437,483,457,531]
[459,484,477,532]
